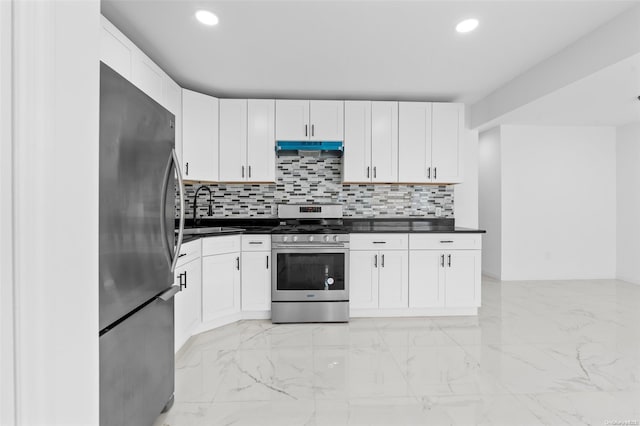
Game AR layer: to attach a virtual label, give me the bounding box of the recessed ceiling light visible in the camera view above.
[195,10,219,26]
[456,18,479,33]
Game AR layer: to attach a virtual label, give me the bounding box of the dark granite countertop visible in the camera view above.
[176,218,485,241]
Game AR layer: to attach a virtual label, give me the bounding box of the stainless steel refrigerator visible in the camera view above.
[99,63,185,426]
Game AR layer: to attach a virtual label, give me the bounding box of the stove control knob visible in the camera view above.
[292,236,298,242]
[308,236,315,242]
[282,236,289,242]
[333,235,339,242]
[324,235,330,242]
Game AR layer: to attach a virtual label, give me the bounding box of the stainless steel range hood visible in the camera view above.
[276,141,344,157]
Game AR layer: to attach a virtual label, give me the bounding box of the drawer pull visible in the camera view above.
[178,253,187,258]
[440,240,454,243]
[248,241,263,245]
[373,241,387,244]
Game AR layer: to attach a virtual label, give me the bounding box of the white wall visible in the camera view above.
[616,123,640,285]
[500,125,616,280]
[478,127,502,279]
[454,129,479,228]
[0,1,15,425]
[12,1,100,424]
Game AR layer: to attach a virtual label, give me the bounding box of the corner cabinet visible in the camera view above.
[343,101,398,183]
[276,100,344,141]
[201,236,241,323]
[182,90,219,182]
[219,99,275,182]
[398,102,463,184]
[408,234,481,309]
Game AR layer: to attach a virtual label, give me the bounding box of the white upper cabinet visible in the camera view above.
[371,101,399,183]
[131,55,164,106]
[275,100,309,140]
[431,103,462,183]
[343,101,372,182]
[182,89,219,182]
[100,18,133,80]
[398,102,462,184]
[219,99,275,182]
[247,99,276,182]
[276,100,344,141]
[219,99,248,182]
[398,102,432,183]
[309,100,344,141]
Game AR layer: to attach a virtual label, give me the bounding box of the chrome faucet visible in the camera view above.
[192,185,213,225]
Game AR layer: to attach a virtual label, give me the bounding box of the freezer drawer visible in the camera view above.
[100,296,174,426]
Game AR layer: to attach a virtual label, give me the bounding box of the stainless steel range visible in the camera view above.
[271,204,349,323]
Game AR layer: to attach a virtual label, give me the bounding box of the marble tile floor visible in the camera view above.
[154,277,640,426]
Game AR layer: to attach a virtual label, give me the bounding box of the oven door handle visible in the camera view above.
[272,245,348,250]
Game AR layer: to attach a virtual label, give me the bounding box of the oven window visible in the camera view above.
[276,253,345,291]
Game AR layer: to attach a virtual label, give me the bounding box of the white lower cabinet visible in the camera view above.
[202,252,241,322]
[409,234,481,309]
[174,256,201,351]
[349,234,409,310]
[240,235,271,312]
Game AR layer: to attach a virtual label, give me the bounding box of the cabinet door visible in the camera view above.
[408,251,444,308]
[100,18,133,80]
[202,252,241,322]
[371,101,398,183]
[174,257,202,351]
[182,90,219,181]
[343,101,371,182]
[309,100,344,141]
[131,53,165,106]
[247,99,276,182]
[219,99,248,182]
[349,251,379,309]
[241,251,271,311]
[164,79,182,166]
[398,102,432,183]
[378,250,408,309]
[275,100,309,140]
[431,103,462,183]
[444,251,480,308]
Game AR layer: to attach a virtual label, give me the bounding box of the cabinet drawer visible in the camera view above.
[202,235,241,256]
[409,234,481,250]
[176,239,201,267]
[241,235,271,252]
[349,233,408,250]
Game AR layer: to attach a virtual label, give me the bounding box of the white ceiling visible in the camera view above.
[488,53,640,128]
[101,0,636,104]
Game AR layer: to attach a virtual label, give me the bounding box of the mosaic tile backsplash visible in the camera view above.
[177,157,454,218]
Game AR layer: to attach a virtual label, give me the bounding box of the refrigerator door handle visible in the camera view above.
[161,149,186,273]
[158,285,180,302]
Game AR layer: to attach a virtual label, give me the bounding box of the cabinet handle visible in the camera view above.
[248,241,263,245]
[185,162,189,176]
[236,256,240,270]
[248,165,252,178]
[241,166,245,178]
[427,167,431,179]
[441,254,445,267]
[373,241,387,244]
[179,271,187,290]
[440,240,454,243]
[434,167,437,180]
[367,166,370,178]
[374,254,378,268]
[305,124,308,137]
[448,254,451,267]
[373,167,377,178]
[311,124,315,136]
[178,253,187,258]
[266,255,269,269]
[381,254,385,268]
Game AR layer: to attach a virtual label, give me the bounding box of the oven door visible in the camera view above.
[272,247,349,302]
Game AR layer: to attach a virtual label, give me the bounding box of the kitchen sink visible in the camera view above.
[178,226,245,235]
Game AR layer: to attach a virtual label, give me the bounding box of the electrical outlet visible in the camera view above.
[435,207,442,217]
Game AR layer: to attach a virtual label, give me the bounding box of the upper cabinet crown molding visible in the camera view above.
[276,100,344,142]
